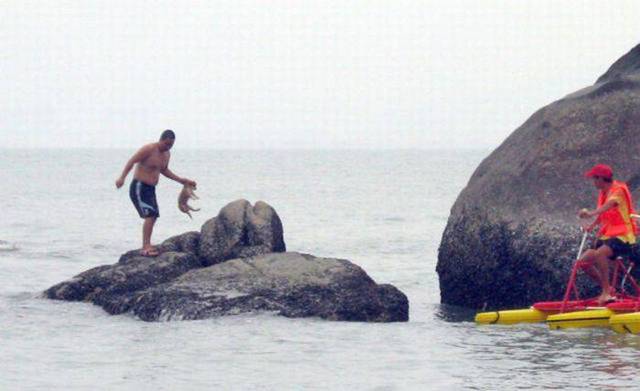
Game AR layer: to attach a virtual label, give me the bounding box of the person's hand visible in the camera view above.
[578,208,592,219]
[580,221,594,232]
[115,177,125,189]
[182,178,197,188]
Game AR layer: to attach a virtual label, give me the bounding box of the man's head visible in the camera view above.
[159,129,175,151]
[585,163,613,189]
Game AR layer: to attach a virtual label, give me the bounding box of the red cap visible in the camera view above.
[585,164,613,179]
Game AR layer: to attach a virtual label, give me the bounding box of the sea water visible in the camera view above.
[1,149,640,390]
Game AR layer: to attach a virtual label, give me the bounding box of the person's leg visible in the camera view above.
[592,245,615,302]
[579,249,602,284]
[142,217,158,255]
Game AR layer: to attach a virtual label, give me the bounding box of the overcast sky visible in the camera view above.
[2,1,639,149]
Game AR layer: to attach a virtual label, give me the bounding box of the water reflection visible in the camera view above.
[434,303,476,322]
[454,318,640,388]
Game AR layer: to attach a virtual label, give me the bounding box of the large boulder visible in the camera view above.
[45,251,408,322]
[437,43,640,309]
[45,200,408,322]
[110,252,408,322]
[198,199,286,265]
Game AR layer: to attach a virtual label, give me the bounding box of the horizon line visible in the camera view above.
[0,146,495,151]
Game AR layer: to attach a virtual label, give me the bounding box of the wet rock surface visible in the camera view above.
[120,252,408,322]
[45,251,203,312]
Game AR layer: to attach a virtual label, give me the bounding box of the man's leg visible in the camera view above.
[580,246,614,302]
[592,245,614,302]
[579,249,602,283]
[142,217,157,255]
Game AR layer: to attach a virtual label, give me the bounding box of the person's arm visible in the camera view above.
[115,145,153,188]
[578,193,620,219]
[582,215,601,233]
[581,199,618,218]
[161,166,196,187]
[579,199,617,233]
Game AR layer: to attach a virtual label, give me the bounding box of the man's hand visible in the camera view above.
[580,221,596,233]
[115,177,125,189]
[578,208,593,219]
[181,178,197,187]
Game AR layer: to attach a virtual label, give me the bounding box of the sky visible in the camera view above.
[2,1,639,149]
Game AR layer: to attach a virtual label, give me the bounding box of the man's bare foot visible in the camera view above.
[140,246,159,257]
[597,293,615,305]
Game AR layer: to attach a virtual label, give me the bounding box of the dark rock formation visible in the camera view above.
[198,199,286,266]
[437,43,640,309]
[45,252,203,311]
[103,252,408,322]
[159,231,201,254]
[45,200,408,322]
[117,231,201,262]
[596,43,640,84]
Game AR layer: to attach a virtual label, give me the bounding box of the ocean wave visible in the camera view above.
[0,240,18,252]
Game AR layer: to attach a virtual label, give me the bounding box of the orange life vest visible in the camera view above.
[596,180,637,238]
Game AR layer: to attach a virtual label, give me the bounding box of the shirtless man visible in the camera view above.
[115,130,196,256]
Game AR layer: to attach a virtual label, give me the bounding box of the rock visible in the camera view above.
[44,252,203,312]
[46,252,408,322]
[117,231,201,262]
[109,252,407,322]
[437,43,640,309]
[45,200,407,322]
[198,199,286,266]
[159,231,200,254]
[596,43,640,83]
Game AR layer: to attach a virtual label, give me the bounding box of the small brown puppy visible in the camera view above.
[178,184,200,219]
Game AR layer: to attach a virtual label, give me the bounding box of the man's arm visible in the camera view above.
[115,145,153,188]
[161,166,196,187]
[580,198,618,233]
[579,198,619,219]
[592,198,619,216]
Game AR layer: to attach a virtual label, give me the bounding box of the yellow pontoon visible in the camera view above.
[546,309,613,330]
[609,312,640,334]
[475,308,548,325]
